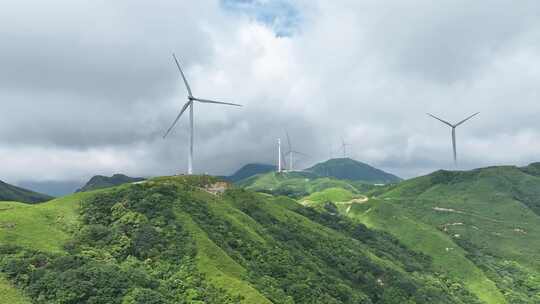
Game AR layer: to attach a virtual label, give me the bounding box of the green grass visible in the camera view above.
[0,189,117,253]
[239,171,362,198]
[301,187,356,204]
[3,171,539,303]
[177,212,272,304]
[380,166,540,271]
[333,165,540,304]
[345,199,506,304]
[0,276,31,304]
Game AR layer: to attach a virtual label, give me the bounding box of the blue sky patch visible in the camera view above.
[221,0,301,36]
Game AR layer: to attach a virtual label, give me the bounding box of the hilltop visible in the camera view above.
[1,175,484,304]
[237,171,375,198]
[302,163,540,303]
[76,173,145,192]
[0,180,53,204]
[225,163,276,182]
[306,158,401,184]
[235,158,399,198]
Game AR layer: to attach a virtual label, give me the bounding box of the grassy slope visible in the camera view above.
[0,182,270,304]
[0,276,30,304]
[4,174,526,304]
[177,211,272,304]
[381,167,540,271]
[0,194,86,253]
[301,187,356,204]
[333,166,540,304]
[345,200,505,304]
[239,171,361,197]
[0,195,89,303]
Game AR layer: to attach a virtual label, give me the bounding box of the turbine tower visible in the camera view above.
[277,138,282,173]
[163,53,242,174]
[427,112,479,167]
[285,131,308,171]
[340,137,350,158]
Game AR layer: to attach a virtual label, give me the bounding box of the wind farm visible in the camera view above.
[2,2,540,304]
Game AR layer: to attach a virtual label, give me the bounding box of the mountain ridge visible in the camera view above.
[306,158,401,184]
[0,175,486,304]
[76,173,145,192]
[0,180,53,204]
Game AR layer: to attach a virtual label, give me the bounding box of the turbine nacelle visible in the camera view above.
[427,112,479,167]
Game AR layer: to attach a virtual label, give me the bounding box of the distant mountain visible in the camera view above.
[225,163,276,182]
[0,180,53,203]
[237,171,376,198]
[77,174,145,192]
[306,158,401,184]
[17,180,82,197]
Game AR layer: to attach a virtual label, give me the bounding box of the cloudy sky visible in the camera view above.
[1,0,540,186]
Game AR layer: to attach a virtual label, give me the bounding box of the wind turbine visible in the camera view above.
[277,138,287,173]
[284,131,308,171]
[427,112,479,167]
[163,53,242,175]
[340,137,350,158]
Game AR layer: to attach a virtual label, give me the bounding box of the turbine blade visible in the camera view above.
[281,151,288,168]
[172,53,193,97]
[455,112,480,127]
[291,150,309,157]
[427,113,453,127]
[193,98,242,107]
[286,131,292,152]
[163,101,192,138]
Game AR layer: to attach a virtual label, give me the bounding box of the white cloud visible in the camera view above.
[1,0,540,183]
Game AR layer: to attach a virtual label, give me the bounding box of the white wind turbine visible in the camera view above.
[277,138,287,173]
[340,137,351,158]
[284,131,308,171]
[163,53,242,175]
[427,112,479,167]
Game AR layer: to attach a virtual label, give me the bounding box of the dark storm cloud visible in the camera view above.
[1,0,540,183]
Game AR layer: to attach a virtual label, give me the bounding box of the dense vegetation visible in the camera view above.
[1,176,486,304]
[3,162,540,303]
[0,180,53,204]
[77,174,145,192]
[1,179,241,304]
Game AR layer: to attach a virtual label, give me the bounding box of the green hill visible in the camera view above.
[226,163,276,182]
[312,164,540,304]
[237,171,374,198]
[1,175,486,304]
[306,158,401,184]
[77,173,145,192]
[0,180,53,204]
